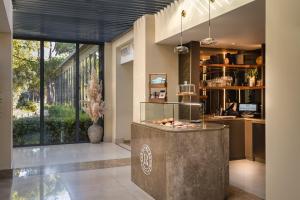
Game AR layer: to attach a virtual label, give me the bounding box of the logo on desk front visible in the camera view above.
[140,144,152,175]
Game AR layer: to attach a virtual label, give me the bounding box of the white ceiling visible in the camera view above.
[159,0,265,50]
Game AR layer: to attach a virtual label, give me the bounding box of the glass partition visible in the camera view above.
[79,44,101,142]
[13,40,41,146]
[44,42,76,144]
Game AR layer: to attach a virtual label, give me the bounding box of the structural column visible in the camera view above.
[0,33,12,171]
[0,0,13,172]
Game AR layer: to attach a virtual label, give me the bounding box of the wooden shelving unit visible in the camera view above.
[199,45,265,117]
[200,64,264,69]
[200,86,265,90]
[176,92,197,96]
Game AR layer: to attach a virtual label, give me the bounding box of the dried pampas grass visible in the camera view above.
[82,67,104,123]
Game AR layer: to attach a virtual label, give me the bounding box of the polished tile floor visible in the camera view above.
[11,166,154,200]
[4,143,266,200]
[230,159,265,199]
[13,143,130,168]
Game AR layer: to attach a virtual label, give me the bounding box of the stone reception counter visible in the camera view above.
[131,122,229,200]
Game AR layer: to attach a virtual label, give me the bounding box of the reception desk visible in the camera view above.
[131,122,229,200]
[205,117,265,162]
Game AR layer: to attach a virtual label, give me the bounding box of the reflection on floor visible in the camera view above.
[1,143,266,200]
[11,166,154,200]
[13,143,130,168]
[230,159,265,199]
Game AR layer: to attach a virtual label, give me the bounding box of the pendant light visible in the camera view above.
[174,10,189,54]
[200,0,217,46]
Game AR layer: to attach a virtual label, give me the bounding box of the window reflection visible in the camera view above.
[12,174,71,200]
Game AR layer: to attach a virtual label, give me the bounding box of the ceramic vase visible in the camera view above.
[88,123,103,143]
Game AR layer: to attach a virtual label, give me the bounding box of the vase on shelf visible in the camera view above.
[256,56,263,65]
[248,76,256,87]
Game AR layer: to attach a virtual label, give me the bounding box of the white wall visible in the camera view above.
[155,0,254,43]
[133,15,179,122]
[0,0,12,170]
[266,0,300,199]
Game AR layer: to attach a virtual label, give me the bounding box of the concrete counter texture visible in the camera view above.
[131,122,229,200]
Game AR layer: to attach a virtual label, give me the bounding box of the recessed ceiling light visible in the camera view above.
[231,43,236,45]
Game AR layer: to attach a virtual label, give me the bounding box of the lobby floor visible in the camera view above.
[230,159,265,199]
[13,143,131,168]
[10,166,153,200]
[2,143,265,200]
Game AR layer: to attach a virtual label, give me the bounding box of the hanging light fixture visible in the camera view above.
[174,10,189,54]
[200,0,217,46]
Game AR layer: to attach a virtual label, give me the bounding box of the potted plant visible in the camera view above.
[82,67,105,143]
[246,68,258,87]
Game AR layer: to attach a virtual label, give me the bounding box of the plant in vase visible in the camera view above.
[82,67,105,143]
[246,68,258,87]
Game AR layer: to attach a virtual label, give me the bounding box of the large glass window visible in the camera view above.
[13,39,104,147]
[79,44,101,142]
[13,40,41,146]
[44,42,76,145]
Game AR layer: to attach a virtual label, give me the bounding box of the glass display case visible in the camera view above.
[176,81,197,103]
[140,102,205,128]
[178,81,196,95]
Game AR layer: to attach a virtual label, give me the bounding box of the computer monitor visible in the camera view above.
[239,104,257,112]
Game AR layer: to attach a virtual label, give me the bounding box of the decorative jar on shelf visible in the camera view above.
[248,76,256,87]
[256,79,263,87]
[256,56,263,65]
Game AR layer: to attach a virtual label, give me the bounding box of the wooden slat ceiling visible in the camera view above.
[12,0,175,43]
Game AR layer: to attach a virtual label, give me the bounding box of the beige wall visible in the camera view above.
[133,16,147,122]
[133,15,179,122]
[105,15,179,141]
[145,15,178,101]
[155,0,254,43]
[104,31,134,143]
[0,0,12,170]
[266,0,300,199]
[104,43,113,142]
[116,61,133,142]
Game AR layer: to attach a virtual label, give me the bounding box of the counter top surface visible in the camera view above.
[205,116,265,124]
[133,122,227,133]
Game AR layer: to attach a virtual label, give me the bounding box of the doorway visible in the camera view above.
[115,43,134,147]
